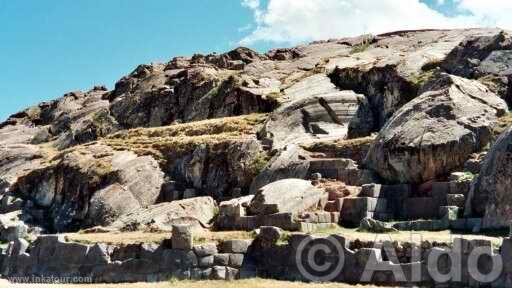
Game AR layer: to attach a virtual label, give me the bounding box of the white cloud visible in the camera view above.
[239,0,509,46]
[456,0,512,27]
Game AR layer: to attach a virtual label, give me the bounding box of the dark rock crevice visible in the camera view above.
[328,65,421,131]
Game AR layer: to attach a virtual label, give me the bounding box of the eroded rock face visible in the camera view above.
[442,30,512,105]
[465,127,512,227]
[366,73,507,184]
[1,87,118,150]
[109,59,276,129]
[261,74,374,150]
[13,145,164,232]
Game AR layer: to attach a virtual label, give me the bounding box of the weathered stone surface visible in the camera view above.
[111,196,217,231]
[466,127,512,228]
[328,29,503,131]
[13,144,164,231]
[366,73,507,184]
[250,144,311,194]
[261,74,373,150]
[249,179,325,215]
[0,144,46,195]
[221,240,252,254]
[110,61,275,129]
[172,225,193,250]
[1,87,118,149]
[193,243,218,258]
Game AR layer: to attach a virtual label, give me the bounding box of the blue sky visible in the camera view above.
[0,0,508,121]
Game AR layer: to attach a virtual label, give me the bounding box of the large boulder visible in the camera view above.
[366,73,508,183]
[249,179,326,215]
[465,127,512,228]
[110,196,217,231]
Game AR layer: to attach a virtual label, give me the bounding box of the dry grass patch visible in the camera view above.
[65,230,255,246]
[302,136,375,163]
[108,114,267,139]
[494,112,512,139]
[6,279,389,288]
[100,114,268,160]
[65,226,504,249]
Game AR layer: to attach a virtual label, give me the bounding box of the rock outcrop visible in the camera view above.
[465,127,512,228]
[261,74,374,150]
[1,28,512,271]
[1,87,118,150]
[13,145,164,232]
[366,73,507,183]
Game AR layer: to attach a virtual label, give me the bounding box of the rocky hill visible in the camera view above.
[2,28,512,285]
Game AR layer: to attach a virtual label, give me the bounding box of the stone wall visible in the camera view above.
[2,228,512,287]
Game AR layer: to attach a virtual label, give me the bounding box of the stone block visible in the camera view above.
[432,219,450,231]
[432,182,450,205]
[381,185,411,219]
[172,224,193,250]
[260,213,299,231]
[210,266,227,280]
[450,219,467,230]
[193,243,218,257]
[404,197,438,219]
[228,254,244,268]
[360,184,383,198]
[226,266,240,280]
[213,254,229,266]
[342,197,377,213]
[221,240,251,254]
[198,256,214,268]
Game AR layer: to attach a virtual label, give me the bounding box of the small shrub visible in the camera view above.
[350,36,373,54]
